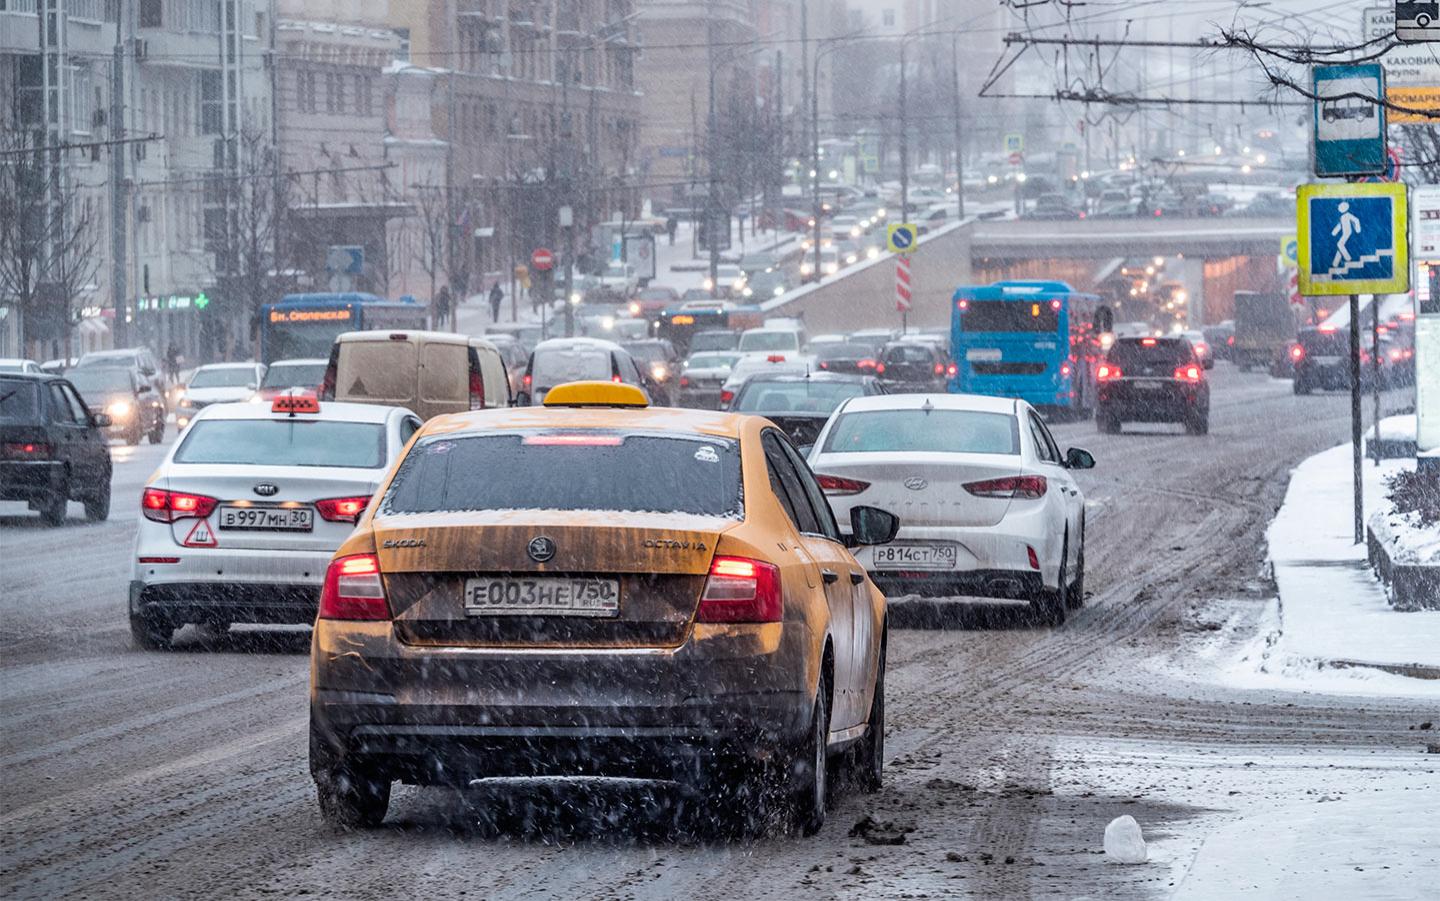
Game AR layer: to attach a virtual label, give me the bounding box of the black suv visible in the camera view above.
[1096,337,1212,435]
[876,341,952,393]
[0,373,114,524]
[1291,327,1358,394]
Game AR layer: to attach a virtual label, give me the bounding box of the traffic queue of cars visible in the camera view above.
[1,316,1106,836]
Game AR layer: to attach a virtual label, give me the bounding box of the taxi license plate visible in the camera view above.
[464,577,621,617]
[218,505,314,531]
[872,544,956,570]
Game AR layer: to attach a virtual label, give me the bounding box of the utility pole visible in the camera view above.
[706,16,719,298]
[950,35,964,221]
[811,47,822,283]
[109,29,129,349]
[899,41,909,228]
[800,0,809,198]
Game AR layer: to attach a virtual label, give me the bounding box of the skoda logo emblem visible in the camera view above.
[527,536,557,563]
[253,482,279,497]
[903,477,928,491]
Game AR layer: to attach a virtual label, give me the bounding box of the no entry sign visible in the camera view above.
[531,248,555,271]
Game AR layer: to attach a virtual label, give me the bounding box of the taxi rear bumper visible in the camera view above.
[310,619,815,784]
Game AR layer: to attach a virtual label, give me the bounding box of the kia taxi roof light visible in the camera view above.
[273,395,321,416]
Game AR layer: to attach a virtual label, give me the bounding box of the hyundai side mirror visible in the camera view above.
[1064,447,1096,470]
[848,505,900,547]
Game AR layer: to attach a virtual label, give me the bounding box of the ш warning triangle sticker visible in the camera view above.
[183,518,218,548]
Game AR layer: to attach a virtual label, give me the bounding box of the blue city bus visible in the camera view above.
[949,280,1111,416]
[258,293,428,364]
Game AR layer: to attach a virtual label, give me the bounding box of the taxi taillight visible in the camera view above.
[318,553,390,620]
[315,495,372,523]
[696,556,781,623]
[142,488,218,522]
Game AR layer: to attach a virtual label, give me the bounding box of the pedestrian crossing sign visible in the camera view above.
[1297,183,1409,296]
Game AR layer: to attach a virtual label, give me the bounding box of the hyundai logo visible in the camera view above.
[527,536,557,563]
[903,477,928,491]
[253,482,279,497]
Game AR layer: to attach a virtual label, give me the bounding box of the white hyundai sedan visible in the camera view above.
[807,393,1094,625]
[129,395,422,649]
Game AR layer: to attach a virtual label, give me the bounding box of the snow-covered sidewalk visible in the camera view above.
[1265,443,1440,678]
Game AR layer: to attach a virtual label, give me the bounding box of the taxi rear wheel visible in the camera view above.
[789,669,831,836]
[311,728,390,829]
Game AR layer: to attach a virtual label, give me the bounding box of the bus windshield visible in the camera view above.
[959,301,1060,334]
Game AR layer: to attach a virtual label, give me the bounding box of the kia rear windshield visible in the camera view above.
[0,381,41,425]
[822,409,1020,455]
[174,420,386,468]
[958,300,1060,333]
[381,432,743,517]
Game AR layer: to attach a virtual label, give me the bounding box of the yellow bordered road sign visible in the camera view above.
[887,223,918,255]
[1297,183,1409,296]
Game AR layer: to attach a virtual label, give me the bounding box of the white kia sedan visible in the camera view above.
[807,393,1094,624]
[175,362,267,429]
[129,396,421,648]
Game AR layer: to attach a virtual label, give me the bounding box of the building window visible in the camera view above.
[882,9,895,27]
[139,0,161,28]
[297,69,316,114]
[355,74,372,116]
[199,69,223,134]
[326,72,345,114]
[394,27,410,63]
[69,63,95,133]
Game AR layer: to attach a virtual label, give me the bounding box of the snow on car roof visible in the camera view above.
[192,362,260,370]
[194,400,403,423]
[837,392,1018,416]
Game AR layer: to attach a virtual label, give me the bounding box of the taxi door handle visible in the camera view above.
[850,571,866,585]
[821,569,839,585]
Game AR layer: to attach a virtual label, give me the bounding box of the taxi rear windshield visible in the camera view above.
[958,300,1059,333]
[381,433,743,517]
[174,420,386,468]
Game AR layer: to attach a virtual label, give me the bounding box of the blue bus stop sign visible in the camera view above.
[1313,64,1386,178]
[1297,183,1409,296]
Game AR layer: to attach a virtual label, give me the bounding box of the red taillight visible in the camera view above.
[875,362,886,374]
[957,299,969,310]
[680,375,691,387]
[946,362,958,377]
[720,389,734,406]
[857,359,877,370]
[315,495,372,523]
[1026,546,1040,570]
[818,361,830,370]
[1097,363,1123,380]
[964,475,1047,499]
[1289,344,1304,362]
[696,556,781,623]
[1141,337,1157,346]
[469,369,485,411]
[1050,299,1062,311]
[1227,335,1235,346]
[318,553,390,620]
[141,488,218,523]
[815,473,871,495]
[523,434,624,446]
[766,354,787,363]
[933,362,945,375]
[611,374,623,384]
[2,442,52,460]
[1060,362,1072,378]
[523,373,533,388]
[137,556,180,564]
[1174,364,1202,382]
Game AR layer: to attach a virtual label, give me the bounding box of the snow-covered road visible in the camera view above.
[2,366,1435,900]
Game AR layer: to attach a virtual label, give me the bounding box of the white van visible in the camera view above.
[321,330,510,420]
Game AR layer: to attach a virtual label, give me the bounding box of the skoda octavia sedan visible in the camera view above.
[308,381,899,834]
[808,393,1094,625]
[129,396,421,649]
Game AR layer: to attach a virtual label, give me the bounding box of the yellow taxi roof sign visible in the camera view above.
[542,381,649,408]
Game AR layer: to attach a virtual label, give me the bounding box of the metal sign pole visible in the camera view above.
[1372,295,1382,466]
[1350,292,1364,544]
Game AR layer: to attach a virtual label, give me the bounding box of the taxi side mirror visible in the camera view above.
[849,505,899,547]
[1064,447,1096,470]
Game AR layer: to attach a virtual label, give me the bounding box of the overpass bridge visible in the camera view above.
[765,215,1294,335]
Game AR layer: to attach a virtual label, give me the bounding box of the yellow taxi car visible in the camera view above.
[309,381,899,834]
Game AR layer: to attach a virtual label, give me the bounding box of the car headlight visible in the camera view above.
[601,316,616,330]
[867,247,881,259]
[570,292,582,304]
[106,400,134,418]
[773,286,785,297]
[742,287,753,298]
[801,264,813,275]
[629,302,641,316]
[845,254,858,265]
[651,364,669,382]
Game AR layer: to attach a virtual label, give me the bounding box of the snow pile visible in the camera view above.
[1368,413,1417,443]
[1103,815,1148,864]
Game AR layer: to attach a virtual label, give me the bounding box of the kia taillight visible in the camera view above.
[2,442,52,460]
[469,369,485,411]
[315,495,372,524]
[696,556,781,623]
[964,475,1047,499]
[1174,364,1202,382]
[1097,363,1123,380]
[318,553,390,620]
[815,474,871,495]
[141,488,218,523]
